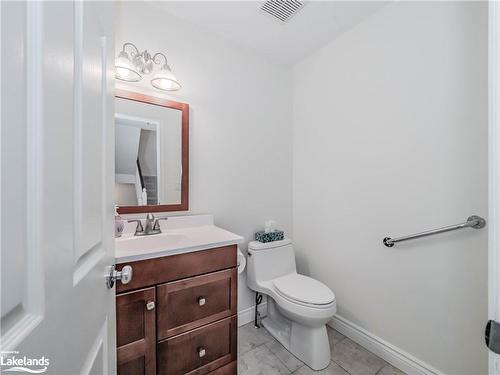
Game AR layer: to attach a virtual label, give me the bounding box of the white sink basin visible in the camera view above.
[116,233,188,254]
[114,215,244,263]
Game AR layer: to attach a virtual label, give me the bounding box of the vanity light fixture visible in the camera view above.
[115,48,141,82]
[150,53,181,91]
[115,42,181,91]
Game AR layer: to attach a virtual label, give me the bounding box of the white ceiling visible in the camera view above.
[148,1,388,65]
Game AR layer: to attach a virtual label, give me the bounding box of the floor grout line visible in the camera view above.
[331,358,354,375]
[329,330,353,373]
[240,340,296,375]
[330,338,390,375]
[263,342,291,373]
[263,342,290,372]
[238,340,268,357]
[264,339,306,373]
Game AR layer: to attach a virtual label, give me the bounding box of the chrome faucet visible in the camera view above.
[128,214,168,236]
[144,213,155,233]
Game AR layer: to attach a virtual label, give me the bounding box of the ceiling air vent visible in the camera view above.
[261,0,304,23]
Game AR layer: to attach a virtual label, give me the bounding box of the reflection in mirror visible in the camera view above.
[115,96,183,208]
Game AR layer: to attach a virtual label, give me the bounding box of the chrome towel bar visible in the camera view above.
[383,215,486,247]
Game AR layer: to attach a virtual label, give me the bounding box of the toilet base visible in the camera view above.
[262,300,331,371]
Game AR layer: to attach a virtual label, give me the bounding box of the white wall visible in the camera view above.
[293,2,488,374]
[115,2,293,312]
[114,183,137,206]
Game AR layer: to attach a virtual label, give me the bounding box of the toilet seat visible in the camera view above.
[273,274,335,308]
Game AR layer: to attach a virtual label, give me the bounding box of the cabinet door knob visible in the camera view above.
[197,296,206,306]
[146,301,155,311]
[198,347,206,358]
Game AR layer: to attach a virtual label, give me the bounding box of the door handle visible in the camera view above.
[106,265,133,289]
[486,320,500,354]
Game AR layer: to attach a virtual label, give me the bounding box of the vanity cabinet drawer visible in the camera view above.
[207,362,236,374]
[157,316,237,375]
[116,245,237,293]
[116,287,156,375]
[157,268,237,339]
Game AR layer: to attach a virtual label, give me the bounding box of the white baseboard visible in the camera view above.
[329,315,445,375]
[238,302,268,327]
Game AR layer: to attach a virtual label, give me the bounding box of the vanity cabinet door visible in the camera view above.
[116,287,156,375]
[157,316,237,375]
[157,268,237,339]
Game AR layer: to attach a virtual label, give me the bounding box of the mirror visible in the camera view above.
[114,90,189,213]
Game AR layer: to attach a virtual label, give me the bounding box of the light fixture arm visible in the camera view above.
[122,42,140,57]
[153,53,169,66]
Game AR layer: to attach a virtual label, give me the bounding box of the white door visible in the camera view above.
[490,2,500,374]
[1,1,116,374]
[492,2,500,373]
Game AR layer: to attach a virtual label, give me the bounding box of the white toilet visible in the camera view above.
[246,238,336,371]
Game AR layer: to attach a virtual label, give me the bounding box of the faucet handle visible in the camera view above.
[153,217,168,231]
[128,219,144,233]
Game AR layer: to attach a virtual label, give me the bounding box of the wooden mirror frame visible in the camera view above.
[115,89,189,214]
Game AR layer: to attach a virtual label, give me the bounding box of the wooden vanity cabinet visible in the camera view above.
[157,268,237,339]
[116,245,238,375]
[157,316,237,375]
[116,287,156,375]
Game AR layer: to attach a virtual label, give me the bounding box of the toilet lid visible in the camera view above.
[273,274,335,306]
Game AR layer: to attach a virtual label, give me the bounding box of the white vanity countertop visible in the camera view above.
[115,214,244,263]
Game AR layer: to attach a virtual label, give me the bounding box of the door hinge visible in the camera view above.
[486,320,500,354]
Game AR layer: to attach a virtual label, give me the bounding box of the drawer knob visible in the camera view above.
[198,297,206,306]
[198,347,206,358]
[146,301,155,311]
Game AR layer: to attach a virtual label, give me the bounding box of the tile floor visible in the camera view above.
[237,323,406,375]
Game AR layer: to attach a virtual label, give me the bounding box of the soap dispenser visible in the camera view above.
[114,205,125,238]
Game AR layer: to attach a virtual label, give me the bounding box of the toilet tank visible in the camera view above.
[246,238,296,291]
